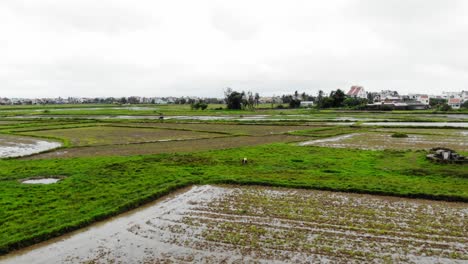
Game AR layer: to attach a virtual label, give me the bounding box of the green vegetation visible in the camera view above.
[0,144,467,254]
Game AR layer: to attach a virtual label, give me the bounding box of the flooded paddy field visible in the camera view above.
[0,106,157,112]
[2,185,466,264]
[362,122,468,128]
[110,122,313,136]
[373,128,468,137]
[19,126,225,147]
[0,134,62,158]
[299,131,468,151]
[6,113,463,123]
[26,134,308,159]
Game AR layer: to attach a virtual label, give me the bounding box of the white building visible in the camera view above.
[300,101,314,107]
[346,86,367,99]
[448,98,462,109]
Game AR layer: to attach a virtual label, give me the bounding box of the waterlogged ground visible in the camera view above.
[0,134,61,158]
[20,126,224,146]
[362,122,468,128]
[299,131,468,151]
[2,185,466,264]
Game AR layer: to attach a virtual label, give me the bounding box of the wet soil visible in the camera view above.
[1,185,466,264]
[299,132,468,151]
[25,135,307,159]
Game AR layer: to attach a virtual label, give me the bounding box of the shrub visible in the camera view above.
[391,133,409,138]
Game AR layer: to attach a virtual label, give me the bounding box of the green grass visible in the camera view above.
[0,144,466,254]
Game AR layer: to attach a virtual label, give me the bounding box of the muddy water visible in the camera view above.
[1,185,467,264]
[0,135,62,158]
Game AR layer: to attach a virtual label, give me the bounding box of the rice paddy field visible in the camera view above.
[19,126,226,147]
[0,104,467,263]
[299,131,468,151]
[1,185,466,263]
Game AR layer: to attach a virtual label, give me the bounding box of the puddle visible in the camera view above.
[1,185,466,263]
[22,178,61,184]
[0,135,62,158]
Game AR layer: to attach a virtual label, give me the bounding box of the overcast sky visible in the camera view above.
[1,0,467,98]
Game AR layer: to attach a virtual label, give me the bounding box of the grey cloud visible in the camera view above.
[211,7,260,40]
[0,0,467,98]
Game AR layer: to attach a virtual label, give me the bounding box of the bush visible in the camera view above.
[191,102,208,110]
[437,103,452,112]
[391,133,409,138]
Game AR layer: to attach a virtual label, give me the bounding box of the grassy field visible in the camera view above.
[0,105,467,257]
[0,144,467,254]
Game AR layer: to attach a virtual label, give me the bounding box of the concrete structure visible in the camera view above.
[427,148,467,164]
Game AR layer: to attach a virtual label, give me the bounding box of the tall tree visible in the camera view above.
[330,89,346,107]
[317,90,324,108]
[224,88,244,110]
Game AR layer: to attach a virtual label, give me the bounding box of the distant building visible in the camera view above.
[300,101,314,108]
[443,91,461,99]
[408,94,430,105]
[462,90,468,102]
[418,95,429,105]
[346,86,366,99]
[448,98,462,109]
